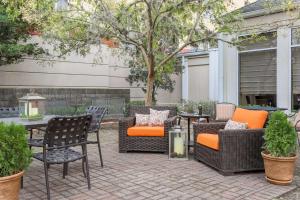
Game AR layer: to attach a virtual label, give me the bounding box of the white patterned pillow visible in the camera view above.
[224,120,247,130]
[149,109,170,126]
[135,114,150,126]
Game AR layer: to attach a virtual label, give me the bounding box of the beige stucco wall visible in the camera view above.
[240,10,300,33]
[0,36,181,104]
[187,55,209,102]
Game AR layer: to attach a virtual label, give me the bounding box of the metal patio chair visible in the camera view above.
[86,106,107,167]
[33,115,92,200]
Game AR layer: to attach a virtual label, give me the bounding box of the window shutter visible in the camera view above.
[240,50,277,95]
[292,47,300,94]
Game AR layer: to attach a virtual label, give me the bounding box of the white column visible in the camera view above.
[218,36,224,102]
[277,27,291,110]
[218,34,239,104]
[181,56,189,101]
[209,48,219,101]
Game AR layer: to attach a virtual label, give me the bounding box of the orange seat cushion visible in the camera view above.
[232,108,268,129]
[196,133,219,150]
[127,126,164,137]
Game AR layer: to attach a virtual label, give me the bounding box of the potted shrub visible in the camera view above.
[0,123,32,200]
[262,111,298,185]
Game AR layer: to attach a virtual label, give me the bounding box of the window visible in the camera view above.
[239,32,277,106]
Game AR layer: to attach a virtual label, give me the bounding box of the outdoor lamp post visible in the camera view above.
[169,125,188,160]
[19,93,46,121]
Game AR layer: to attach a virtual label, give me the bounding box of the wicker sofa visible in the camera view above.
[119,105,177,153]
[193,108,268,175]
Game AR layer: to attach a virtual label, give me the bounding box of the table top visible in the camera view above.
[179,112,210,118]
[0,115,56,129]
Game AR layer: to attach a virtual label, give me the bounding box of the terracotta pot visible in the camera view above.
[0,171,24,200]
[261,152,297,185]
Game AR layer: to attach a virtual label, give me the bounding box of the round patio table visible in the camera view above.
[179,112,210,152]
[0,115,56,130]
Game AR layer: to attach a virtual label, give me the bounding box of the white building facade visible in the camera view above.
[181,1,300,111]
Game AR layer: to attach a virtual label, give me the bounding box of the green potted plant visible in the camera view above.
[262,111,298,185]
[0,123,32,200]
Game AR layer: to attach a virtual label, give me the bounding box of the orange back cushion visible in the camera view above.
[232,108,268,129]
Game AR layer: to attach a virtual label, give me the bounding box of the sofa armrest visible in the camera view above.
[119,117,135,131]
[218,128,265,169]
[163,116,178,137]
[119,117,135,152]
[218,128,265,151]
[193,122,226,145]
[164,116,177,129]
[193,122,226,135]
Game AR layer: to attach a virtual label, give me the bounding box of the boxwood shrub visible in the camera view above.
[0,123,32,177]
[264,111,297,157]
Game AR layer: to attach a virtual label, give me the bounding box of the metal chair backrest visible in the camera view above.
[86,106,107,132]
[44,115,92,148]
[0,107,19,118]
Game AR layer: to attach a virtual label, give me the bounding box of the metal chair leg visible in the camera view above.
[96,132,104,167]
[81,145,86,178]
[29,129,33,150]
[44,161,50,200]
[63,163,68,179]
[83,145,91,190]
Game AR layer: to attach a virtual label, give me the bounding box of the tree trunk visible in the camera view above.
[145,69,155,106]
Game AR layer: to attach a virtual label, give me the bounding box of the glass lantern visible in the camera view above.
[19,93,46,121]
[169,125,188,160]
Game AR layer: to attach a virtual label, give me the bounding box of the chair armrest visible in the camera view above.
[193,122,226,144]
[163,116,178,137]
[164,116,177,129]
[193,122,226,135]
[119,117,135,131]
[119,117,135,152]
[218,128,265,156]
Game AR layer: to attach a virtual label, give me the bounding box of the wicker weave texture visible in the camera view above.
[119,106,177,153]
[193,122,264,175]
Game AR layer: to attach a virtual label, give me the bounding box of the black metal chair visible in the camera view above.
[33,115,92,200]
[86,106,107,167]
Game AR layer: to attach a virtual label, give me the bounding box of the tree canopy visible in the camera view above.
[12,0,242,105]
[0,1,44,66]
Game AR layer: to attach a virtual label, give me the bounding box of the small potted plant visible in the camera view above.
[0,123,32,200]
[262,111,298,185]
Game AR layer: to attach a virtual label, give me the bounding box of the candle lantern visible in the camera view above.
[169,125,188,160]
[19,93,46,121]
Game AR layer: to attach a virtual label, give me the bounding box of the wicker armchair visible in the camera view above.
[119,105,177,153]
[193,122,265,175]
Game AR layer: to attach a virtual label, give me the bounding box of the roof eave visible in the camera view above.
[242,7,284,19]
[242,2,300,19]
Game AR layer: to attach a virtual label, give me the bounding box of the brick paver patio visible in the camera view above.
[20,126,297,200]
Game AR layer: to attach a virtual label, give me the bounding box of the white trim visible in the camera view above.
[236,51,239,105]
[288,28,292,111]
[291,44,300,48]
[239,47,277,53]
[209,49,219,101]
[238,30,277,37]
[181,56,189,101]
[218,35,224,102]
